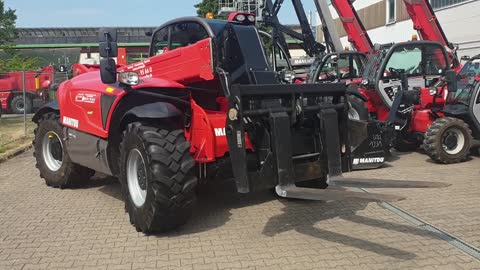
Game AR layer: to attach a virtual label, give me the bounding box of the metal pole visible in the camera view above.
[22,70,27,137]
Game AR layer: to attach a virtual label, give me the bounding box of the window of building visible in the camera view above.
[387,0,396,24]
[430,0,470,10]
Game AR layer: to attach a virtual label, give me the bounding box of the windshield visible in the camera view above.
[447,57,480,105]
[362,44,391,84]
[312,53,366,82]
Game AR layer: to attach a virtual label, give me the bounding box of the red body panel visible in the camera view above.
[59,71,184,138]
[0,66,54,110]
[119,38,214,84]
[359,86,444,130]
[117,48,127,66]
[409,109,440,133]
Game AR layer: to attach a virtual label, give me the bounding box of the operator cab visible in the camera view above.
[363,41,449,108]
[308,52,366,84]
[443,55,480,136]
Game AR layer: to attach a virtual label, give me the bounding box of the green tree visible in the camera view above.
[194,0,219,18]
[0,52,42,73]
[0,1,41,72]
[0,0,18,48]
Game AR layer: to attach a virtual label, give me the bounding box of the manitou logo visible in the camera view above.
[352,157,384,165]
[62,116,79,128]
[214,128,226,137]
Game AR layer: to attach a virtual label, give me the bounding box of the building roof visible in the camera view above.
[14,25,304,49]
[16,27,154,47]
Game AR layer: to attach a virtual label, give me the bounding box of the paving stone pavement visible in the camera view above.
[0,150,479,270]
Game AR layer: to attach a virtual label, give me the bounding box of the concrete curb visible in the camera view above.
[0,143,32,164]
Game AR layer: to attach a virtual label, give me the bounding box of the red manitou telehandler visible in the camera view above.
[308,0,461,123]
[32,17,448,233]
[422,55,480,162]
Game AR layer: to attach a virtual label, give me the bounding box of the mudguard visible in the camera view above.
[32,101,59,123]
[346,87,368,102]
[121,102,183,124]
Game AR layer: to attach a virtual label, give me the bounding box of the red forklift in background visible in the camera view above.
[308,0,461,122]
[0,66,56,114]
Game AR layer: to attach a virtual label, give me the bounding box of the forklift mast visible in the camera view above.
[262,0,325,57]
[313,0,343,52]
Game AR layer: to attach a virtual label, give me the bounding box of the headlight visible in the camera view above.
[429,88,438,95]
[118,72,140,86]
[235,14,246,22]
[361,79,369,85]
[247,15,255,22]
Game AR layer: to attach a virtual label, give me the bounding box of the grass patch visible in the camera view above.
[0,115,35,156]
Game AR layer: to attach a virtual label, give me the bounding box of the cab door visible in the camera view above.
[376,43,448,108]
[470,81,480,134]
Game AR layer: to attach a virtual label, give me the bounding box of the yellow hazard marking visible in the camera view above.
[105,87,114,93]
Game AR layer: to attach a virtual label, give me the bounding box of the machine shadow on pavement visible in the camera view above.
[262,197,447,260]
[94,173,444,258]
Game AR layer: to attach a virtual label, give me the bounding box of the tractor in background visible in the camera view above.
[423,55,480,162]
[0,66,56,114]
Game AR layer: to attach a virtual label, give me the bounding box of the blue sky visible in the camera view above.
[4,0,318,28]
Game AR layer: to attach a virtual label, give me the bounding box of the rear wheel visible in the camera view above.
[423,117,472,164]
[33,112,95,188]
[119,123,197,233]
[347,95,369,121]
[10,95,32,114]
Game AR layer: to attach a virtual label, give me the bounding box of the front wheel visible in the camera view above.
[347,95,369,121]
[423,117,472,164]
[10,95,32,114]
[33,112,95,188]
[119,123,198,233]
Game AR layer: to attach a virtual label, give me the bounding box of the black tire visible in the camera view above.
[10,95,33,114]
[119,123,197,233]
[347,95,369,121]
[423,117,472,164]
[33,112,95,188]
[394,133,420,152]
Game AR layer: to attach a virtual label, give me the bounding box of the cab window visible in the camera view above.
[383,44,447,78]
[317,54,364,82]
[384,46,422,77]
[169,22,209,51]
[151,27,169,56]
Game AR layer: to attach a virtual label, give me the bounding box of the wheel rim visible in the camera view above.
[126,149,148,207]
[348,107,360,120]
[42,131,63,171]
[442,127,465,155]
[15,100,24,112]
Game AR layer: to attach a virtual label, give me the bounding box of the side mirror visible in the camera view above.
[445,70,457,92]
[98,28,118,84]
[99,28,118,58]
[100,59,117,84]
